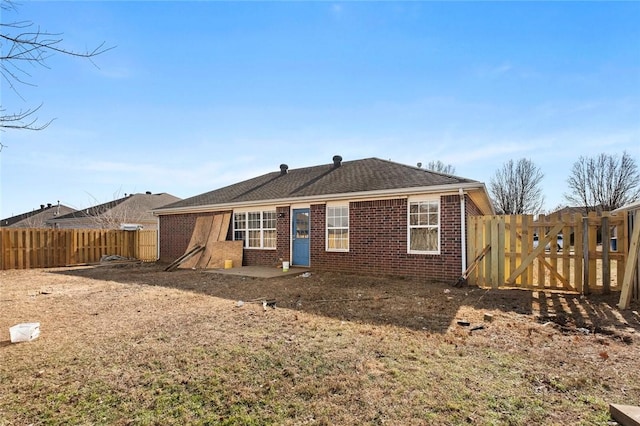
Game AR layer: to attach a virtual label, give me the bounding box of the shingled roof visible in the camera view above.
[156,157,493,214]
[48,192,181,228]
[1,203,76,228]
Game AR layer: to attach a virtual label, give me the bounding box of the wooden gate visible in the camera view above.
[136,230,159,262]
[466,212,628,293]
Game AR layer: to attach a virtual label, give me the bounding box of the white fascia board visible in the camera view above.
[153,182,488,216]
[612,200,640,213]
[467,182,495,215]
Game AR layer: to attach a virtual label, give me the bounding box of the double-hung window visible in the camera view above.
[408,199,440,254]
[326,205,349,251]
[234,210,276,249]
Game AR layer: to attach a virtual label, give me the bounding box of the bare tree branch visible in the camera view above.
[565,152,640,213]
[424,160,456,175]
[489,158,545,215]
[0,0,114,132]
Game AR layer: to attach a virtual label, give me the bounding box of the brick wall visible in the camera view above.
[159,213,199,262]
[158,211,232,262]
[465,194,483,217]
[243,249,279,267]
[160,209,287,266]
[310,196,463,282]
[160,196,469,282]
[276,206,291,264]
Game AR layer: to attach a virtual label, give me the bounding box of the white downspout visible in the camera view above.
[459,188,466,274]
[156,215,161,261]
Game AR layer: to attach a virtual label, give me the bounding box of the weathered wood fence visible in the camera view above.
[0,228,158,270]
[467,212,628,294]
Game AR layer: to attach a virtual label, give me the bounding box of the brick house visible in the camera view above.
[153,156,494,281]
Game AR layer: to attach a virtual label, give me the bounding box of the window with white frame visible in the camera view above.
[326,205,349,251]
[234,210,276,249]
[233,213,246,243]
[408,199,439,253]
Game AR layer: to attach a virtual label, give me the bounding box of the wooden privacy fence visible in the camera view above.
[0,228,158,270]
[467,212,628,294]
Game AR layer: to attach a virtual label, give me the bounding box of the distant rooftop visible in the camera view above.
[1,203,76,228]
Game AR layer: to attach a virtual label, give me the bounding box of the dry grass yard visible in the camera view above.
[1,264,639,425]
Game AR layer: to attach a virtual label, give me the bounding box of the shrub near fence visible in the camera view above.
[0,228,158,270]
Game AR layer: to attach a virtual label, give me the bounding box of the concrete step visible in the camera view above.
[610,404,640,426]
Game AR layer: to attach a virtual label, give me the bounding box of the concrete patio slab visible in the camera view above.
[202,265,310,279]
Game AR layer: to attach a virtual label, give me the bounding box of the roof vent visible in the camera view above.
[332,155,342,168]
[47,203,52,208]
[280,164,288,175]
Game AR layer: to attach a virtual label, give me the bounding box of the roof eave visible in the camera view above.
[153,182,491,216]
[466,182,495,215]
[612,200,640,213]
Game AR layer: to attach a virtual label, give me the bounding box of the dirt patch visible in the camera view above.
[1,264,639,424]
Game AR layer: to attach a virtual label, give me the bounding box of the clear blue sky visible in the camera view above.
[1,1,639,217]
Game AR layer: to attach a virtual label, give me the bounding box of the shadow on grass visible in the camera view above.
[49,263,639,336]
[472,286,639,337]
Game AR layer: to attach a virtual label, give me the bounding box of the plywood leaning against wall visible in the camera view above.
[178,216,216,269]
[205,241,243,269]
[176,213,241,270]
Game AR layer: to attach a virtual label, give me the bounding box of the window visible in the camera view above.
[326,205,349,251]
[233,210,276,249]
[408,199,439,253]
[234,213,246,243]
[262,211,277,248]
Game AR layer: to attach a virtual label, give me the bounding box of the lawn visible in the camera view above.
[1,264,639,425]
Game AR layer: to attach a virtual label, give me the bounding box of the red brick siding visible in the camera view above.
[243,249,278,267]
[160,209,288,267]
[276,206,290,263]
[158,211,233,262]
[310,196,463,282]
[160,196,466,282]
[160,213,204,262]
[465,194,483,217]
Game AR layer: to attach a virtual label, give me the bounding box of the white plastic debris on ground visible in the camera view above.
[9,322,40,343]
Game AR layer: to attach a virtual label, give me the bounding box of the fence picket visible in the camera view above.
[0,228,157,270]
[467,212,627,295]
[602,214,611,293]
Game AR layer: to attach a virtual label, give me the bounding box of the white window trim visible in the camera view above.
[326,204,349,252]
[233,209,277,250]
[407,196,440,255]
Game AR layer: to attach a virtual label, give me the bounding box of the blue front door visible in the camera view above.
[292,208,310,266]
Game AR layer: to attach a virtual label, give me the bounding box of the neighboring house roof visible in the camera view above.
[154,157,494,215]
[47,192,181,228]
[550,205,605,217]
[1,203,77,228]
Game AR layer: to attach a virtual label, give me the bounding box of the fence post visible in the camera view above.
[490,216,499,288]
[602,214,610,294]
[0,229,4,270]
[582,216,590,295]
[134,230,140,259]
